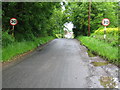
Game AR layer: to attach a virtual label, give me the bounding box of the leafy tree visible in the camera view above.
[64,2,118,37]
[2,2,64,44]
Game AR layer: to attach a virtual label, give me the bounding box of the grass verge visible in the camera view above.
[77,36,119,65]
[2,36,54,62]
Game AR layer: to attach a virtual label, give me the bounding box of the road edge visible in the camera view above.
[2,39,54,70]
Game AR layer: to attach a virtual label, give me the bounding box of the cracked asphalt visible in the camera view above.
[2,39,119,88]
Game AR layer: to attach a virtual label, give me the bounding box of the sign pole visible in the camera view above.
[102,18,110,39]
[10,18,18,37]
[12,25,14,37]
[104,26,106,39]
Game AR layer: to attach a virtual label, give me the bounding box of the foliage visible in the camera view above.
[2,36,54,62]
[2,2,66,62]
[64,2,118,37]
[94,28,118,35]
[55,34,63,38]
[2,2,64,41]
[2,31,15,47]
[91,28,118,46]
[47,8,65,37]
[77,36,119,65]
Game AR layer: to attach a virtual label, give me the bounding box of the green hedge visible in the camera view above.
[2,36,54,62]
[77,36,119,65]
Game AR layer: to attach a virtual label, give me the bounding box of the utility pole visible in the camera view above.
[88,0,91,36]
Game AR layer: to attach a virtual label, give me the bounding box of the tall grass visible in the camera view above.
[77,36,119,65]
[91,28,118,46]
[2,36,54,62]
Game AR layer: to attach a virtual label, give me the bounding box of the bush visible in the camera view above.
[2,31,15,47]
[55,34,62,38]
[94,28,118,36]
[2,36,54,62]
[92,28,118,47]
[77,36,119,65]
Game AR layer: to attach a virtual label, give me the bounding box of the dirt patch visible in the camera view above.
[91,61,108,67]
[87,50,96,57]
[99,76,117,88]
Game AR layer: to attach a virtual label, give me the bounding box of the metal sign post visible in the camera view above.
[104,26,106,39]
[102,18,110,39]
[12,25,14,37]
[10,18,18,37]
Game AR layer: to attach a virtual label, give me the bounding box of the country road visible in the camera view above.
[2,39,119,88]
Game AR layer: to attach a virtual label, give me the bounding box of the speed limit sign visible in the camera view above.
[102,18,110,26]
[10,18,18,26]
[102,18,110,39]
[10,18,18,37]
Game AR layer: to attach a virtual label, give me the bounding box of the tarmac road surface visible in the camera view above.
[2,39,119,88]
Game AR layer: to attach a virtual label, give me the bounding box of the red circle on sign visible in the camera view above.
[102,18,110,26]
[10,18,18,26]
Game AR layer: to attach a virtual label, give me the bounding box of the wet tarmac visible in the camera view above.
[2,39,120,88]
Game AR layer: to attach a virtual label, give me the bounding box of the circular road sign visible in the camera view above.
[102,18,110,26]
[10,18,18,26]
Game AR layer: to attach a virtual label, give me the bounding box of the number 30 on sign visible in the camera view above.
[10,18,18,26]
[102,18,110,26]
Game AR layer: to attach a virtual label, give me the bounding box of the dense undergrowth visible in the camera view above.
[2,2,65,62]
[2,36,54,62]
[91,28,118,47]
[77,28,119,65]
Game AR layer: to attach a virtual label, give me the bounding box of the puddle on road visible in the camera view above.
[91,61,109,67]
[87,50,96,57]
[99,76,118,88]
